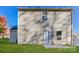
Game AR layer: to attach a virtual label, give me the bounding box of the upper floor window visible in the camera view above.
[43,11,47,15]
[42,16,48,21]
[42,11,48,21]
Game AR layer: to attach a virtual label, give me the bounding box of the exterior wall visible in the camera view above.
[52,11,72,45]
[18,10,72,45]
[73,33,79,46]
[9,30,17,43]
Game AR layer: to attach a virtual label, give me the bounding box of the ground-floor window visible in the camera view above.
[56,31,62,40]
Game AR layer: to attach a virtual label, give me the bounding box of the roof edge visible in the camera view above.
[18,8,72,11]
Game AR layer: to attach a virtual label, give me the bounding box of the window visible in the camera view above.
[42,16,48,21]
[42,11,48,21]
[56,31,62,40]
[43,11,47,15]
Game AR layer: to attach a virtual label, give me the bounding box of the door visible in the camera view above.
[44,31,51,45]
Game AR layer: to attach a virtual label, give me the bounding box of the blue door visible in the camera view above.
[44,31,51,45]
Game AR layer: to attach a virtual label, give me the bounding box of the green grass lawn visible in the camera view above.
[0,38,79,53]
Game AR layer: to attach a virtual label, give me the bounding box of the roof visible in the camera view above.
[10,26,17,30]
[18,8,72,11]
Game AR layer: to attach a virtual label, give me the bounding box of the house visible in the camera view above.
[9,26,17,43]
[73,32,79,46]
[18,8,72,46]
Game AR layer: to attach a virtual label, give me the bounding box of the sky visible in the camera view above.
[0,6,79,33]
